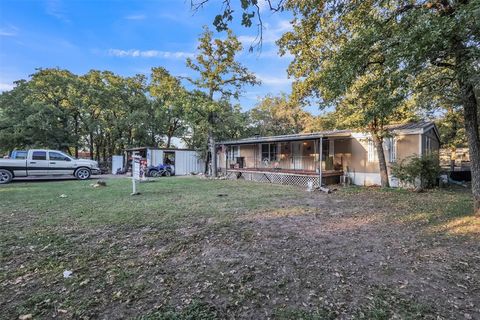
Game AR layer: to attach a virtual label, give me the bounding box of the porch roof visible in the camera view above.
[220,129,352,145]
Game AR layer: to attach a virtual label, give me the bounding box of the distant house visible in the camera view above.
[218,121,440,187]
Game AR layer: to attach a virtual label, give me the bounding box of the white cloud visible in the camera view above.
[0,83,14,92]
[46,0,70,23]
[107,49,194,59]
[238,35,258,45]
[257,74,292,86]
[125,14,146,20]
[257,0,270,12]
[273,19,293,33]
[0,25,18,37]
[254,48,293,60]
[239,19,293,46]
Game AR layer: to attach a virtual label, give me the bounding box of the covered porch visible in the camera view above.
[219,131,351,187]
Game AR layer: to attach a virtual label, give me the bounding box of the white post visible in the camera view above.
[131,152,140,195]
[132,174,136,194]
[319,137,323,187]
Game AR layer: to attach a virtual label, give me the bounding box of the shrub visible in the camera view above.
[391,153,440,189]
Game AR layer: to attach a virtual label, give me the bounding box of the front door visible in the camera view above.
[28,151,49,175]
[48,151,75,175]
[291,142,303,170]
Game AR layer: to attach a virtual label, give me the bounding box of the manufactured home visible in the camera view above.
[218,121,440,187]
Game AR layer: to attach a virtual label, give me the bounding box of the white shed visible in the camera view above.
[128,147,203,176]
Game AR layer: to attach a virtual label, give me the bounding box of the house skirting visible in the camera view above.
[225,169,342,188]
[346,172,399,187]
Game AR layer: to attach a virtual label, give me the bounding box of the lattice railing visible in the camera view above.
[226,171,321,188]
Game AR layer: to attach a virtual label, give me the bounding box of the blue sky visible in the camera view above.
[0,0,309,112]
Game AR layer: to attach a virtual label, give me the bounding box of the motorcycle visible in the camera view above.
[147,163,174,177]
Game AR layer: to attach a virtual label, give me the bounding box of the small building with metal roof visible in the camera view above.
[124,147,203,176]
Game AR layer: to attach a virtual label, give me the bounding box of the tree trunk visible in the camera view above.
[204,149,210,174]
[166,134,172,149]
[89,132,94,160]
[454,40,480,214]
[372,133,390,188]
[102,145,107,163]
[207,89,218,177]
[209,129,217,176]
[95,142,101,162]
[74,114,79,158]
[461,82,480,215]
[151,130,156,148]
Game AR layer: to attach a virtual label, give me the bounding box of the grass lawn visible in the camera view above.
[1,177,479,319]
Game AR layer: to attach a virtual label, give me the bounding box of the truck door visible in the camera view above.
[48,151,75,175]
[28,151,49,175]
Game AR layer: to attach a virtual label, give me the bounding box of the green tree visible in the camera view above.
[75,70,111,159]
[277,2,414,188]
[334,70,414,187]
[186,26,259,176]
[0,80,35,151]
[27,68,79,153]
[249,93,313,136]
[182,90,250,173]
[437,107,467,148]
[0,68,82,154]
[199,0,480,212]
[149,67,189,148]
[303,112,339,133]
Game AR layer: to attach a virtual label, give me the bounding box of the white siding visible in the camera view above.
[111,155,124,174]
[347,172,399,187]
[175,150,202,175]
[150,150,164,167]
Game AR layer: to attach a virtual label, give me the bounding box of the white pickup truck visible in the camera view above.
[0,149,100,184]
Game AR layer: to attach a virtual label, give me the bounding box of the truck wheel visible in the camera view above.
[0,169,13,184]
[75,168,91,180]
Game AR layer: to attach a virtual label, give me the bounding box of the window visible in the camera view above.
[13,151,27,159]
[228,145,240,160]
[368,138,396,163]
[385,137,396,163]
[32,151,46,160]
[49,152,70,161]
[164,151,175,165]
[424,136,432,154]
[321,139,329,161]
[261,143,277,161]
[367,140,377,162]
